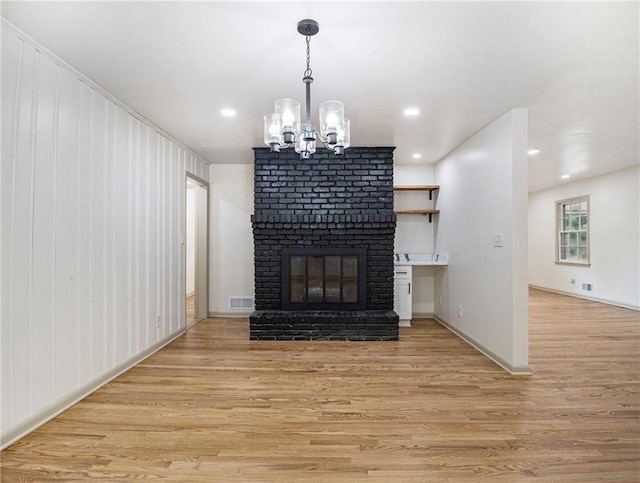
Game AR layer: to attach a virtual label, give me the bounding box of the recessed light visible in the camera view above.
[527,149,540,155]
[221,108,236,117]
[412,153,422,159]
[403,107,420,117]
[561,174,571,179]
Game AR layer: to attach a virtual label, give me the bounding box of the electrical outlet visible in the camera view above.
[439,294,442,305]
[582,283,593,292]
[570,278,576,285]
[458,305,463,318]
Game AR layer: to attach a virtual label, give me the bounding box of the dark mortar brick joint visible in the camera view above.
[251,147,398,340]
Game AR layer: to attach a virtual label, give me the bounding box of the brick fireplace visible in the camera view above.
[250,147,399,340]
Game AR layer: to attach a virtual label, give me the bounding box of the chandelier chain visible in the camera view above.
[264,19,348,158]
[304,35,313,78]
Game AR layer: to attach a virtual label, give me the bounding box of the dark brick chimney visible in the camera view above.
[250,147,399,340]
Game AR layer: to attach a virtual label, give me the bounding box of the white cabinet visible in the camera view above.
[394,266,412,327]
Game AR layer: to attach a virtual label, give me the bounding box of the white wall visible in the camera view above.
[394,164,437,315]
[529,166,640,309]
[185,184,196,296]
[434,109,530,374]
[394,164,436,254]
[208,164,254,315]
[194,181,209,319]
[1,22,208,447]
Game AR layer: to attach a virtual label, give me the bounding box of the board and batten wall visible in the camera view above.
[1,21,209,448]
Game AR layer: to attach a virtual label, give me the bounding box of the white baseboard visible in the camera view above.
[208,310,252,318]
[412,312,434,319]
[529,285,639,311]
[0,328,186,451]
[433,314,532,376]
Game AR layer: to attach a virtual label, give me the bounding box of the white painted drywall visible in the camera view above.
[1,23,208,446]
[394,164,437,255]
[394,164,435,187]
[434,109,529,373]
[195,182,209,319]
[529,166,639,309]
[394,164,437,315]
[208,164,254,315]
[186,184,196,296]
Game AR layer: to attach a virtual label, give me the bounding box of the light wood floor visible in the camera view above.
[185,294,198,329]
[1,289,638,481]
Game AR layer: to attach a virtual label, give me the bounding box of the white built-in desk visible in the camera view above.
[393,253,448,327]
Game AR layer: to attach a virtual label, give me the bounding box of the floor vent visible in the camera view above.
[229,297,254,309]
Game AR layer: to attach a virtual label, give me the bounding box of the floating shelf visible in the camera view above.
[394,185,441,221]
[393,185,440,190]
[394,209,440,214]
[394,185,440,200]
[394,209,440,222]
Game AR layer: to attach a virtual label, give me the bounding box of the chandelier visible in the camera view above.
[263,19,350,160]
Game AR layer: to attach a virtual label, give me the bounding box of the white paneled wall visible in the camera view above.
[1,22,208,445]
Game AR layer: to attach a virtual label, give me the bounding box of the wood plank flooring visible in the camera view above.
[185,294,199,329]
[1,289,639,481]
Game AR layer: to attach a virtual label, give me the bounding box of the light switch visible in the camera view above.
[493,233,504,247]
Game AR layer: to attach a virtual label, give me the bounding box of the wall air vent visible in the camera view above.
[229,297,254,309]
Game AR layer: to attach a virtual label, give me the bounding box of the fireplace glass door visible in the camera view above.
[283,248,366,310]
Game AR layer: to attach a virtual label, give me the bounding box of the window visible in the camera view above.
[556,195,589,265]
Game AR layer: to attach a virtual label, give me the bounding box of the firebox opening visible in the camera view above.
[282,248,367,310]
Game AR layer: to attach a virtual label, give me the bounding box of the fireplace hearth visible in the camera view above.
[250,147,399,340]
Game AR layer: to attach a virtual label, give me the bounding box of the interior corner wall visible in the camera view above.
[529,166,640,310]
[393,164,437,315]
[1,22,209,448]
[393,164,436,254]
[434,109,530,374]
[208,163,254,316]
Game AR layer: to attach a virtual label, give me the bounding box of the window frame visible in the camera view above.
[555,195,590,266]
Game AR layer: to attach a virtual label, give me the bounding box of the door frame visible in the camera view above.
[185,173,209,323]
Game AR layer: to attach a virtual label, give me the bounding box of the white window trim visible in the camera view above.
[555,195,591,267]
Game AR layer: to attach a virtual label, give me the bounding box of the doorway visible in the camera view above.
[185,174,209,329]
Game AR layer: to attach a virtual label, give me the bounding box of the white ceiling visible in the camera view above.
[2,1,638,192]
